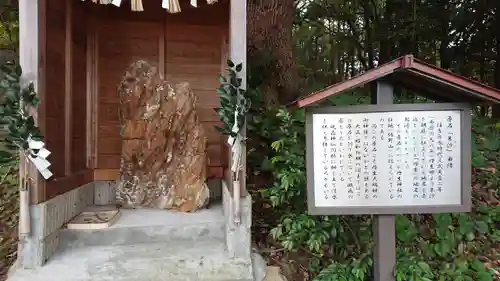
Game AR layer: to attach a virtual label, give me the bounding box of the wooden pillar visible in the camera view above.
[371,82,396,281]
[64,0,73,175]
[158,13,166,78]
[19,0,47,203]
[230,0,247,89]
[86,17,99,170]
[229,0,247,195]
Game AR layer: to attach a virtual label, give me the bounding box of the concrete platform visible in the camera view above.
[8,205,255,281]
[8,239,254,281]
[60,206,226,248]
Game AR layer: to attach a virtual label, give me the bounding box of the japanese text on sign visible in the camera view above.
[312,110,462,208]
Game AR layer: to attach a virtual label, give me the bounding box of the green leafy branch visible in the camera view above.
[0,61,43,164]
[252,103,500,281]
[215,59,252,138]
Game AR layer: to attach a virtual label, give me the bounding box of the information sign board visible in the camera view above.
[306,104,472,215]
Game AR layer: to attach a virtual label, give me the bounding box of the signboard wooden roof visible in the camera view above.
[82,0,219,12]
[291,55,500,108]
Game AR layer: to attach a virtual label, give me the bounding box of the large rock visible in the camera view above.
[115,60,210,212]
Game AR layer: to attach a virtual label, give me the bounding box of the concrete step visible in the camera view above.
[8,239,254,281]
[59,204,225,249]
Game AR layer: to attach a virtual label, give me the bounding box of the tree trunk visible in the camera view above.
[435,0,452,69]
[247,0,300,104]
[362,0,375,69]
[378,0,394,64]
[492,0,500,118]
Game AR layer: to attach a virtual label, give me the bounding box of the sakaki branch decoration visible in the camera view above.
[0,61,52,180]
[26,137,52,180]
[0,61,49,240]
[216,59,251,224]
[216,59,250,179]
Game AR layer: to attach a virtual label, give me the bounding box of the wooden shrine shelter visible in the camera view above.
[15,0,249,271]
[20,0,246,203]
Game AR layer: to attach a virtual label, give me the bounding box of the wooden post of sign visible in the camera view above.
[371,81,396,281]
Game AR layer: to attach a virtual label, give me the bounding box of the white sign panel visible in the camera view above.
[312,110,461,208]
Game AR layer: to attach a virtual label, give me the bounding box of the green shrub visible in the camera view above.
[250,99,500,281]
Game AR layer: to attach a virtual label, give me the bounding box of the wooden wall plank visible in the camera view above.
[97,154,121,169]
[71,0,88,173]
[202,122,225,144]
[37,0,92,202]
[158,13,165,77]
[164,22,228,173]
[45,169,93,199]
[94,4,230,177]
[98,138,121,155]
[86,17,99,169]
[44,0,66,178]
[96,18,161,170]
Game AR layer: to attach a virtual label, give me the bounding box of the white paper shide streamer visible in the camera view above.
[130,0,144,11]
[82,0,218,12]
[27,136,53,180]
[227,108,244,224]
[162,0,181,13]
[111,0,122,7]
[228,109,243,173]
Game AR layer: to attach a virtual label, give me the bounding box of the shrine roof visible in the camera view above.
[291,55,500,108]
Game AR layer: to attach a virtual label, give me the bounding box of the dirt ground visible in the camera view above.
[0,164,19,281]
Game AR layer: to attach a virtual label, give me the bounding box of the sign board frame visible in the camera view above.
[305,103,472,216]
